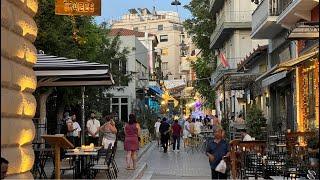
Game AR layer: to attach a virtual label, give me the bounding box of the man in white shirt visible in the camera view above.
[240,129,253,141]
[71,114,81,147]
[154,117,161,147]
[86,112,100,146]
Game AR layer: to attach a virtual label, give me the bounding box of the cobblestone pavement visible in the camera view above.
[142,141,212,179]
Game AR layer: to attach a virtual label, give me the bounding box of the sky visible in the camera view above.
[94,0,192,24]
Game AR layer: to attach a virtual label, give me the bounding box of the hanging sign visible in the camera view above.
[55,0,101,16]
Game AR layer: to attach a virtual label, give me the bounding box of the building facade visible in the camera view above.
[110,8,186,80]
[251,0,319,132]
[209,0,268,119]
[1,0,38,178]
[108,28,155,121]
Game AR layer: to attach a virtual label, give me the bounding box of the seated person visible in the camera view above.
[240,129,253,141]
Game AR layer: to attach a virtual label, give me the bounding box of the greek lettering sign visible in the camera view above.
[55,0,101,16]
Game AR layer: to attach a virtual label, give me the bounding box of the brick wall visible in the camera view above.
[1,0,38,178]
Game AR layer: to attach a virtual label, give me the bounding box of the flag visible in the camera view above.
[219,50,230,68]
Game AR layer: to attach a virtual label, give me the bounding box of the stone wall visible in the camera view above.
[1,0,38,178]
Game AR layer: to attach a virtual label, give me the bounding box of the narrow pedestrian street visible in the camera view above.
[140,141,211,179]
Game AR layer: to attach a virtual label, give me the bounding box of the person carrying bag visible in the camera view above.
[206,127,229,179]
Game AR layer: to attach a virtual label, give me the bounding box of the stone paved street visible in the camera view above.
[141,141,211,179]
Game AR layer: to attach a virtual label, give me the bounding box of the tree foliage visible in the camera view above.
[245,105,267,140]
[191,56,216,109]
[34,0,131,122]
[184,0,217,109]
[183,0,215,58]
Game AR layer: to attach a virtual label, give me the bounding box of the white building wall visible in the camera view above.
[111,11,184,79]
[107,36,148,119]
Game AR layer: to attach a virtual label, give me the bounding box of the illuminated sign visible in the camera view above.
[55,0,101,16]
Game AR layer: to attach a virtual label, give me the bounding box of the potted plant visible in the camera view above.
[245,105,267,140]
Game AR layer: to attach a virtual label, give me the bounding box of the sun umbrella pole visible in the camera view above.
[81,86,85,145]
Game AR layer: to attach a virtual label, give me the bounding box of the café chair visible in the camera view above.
[89,143,117,179]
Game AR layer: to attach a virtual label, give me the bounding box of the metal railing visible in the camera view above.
[252,0,283,33]
[216,11,253,27]
[211,11,252,46]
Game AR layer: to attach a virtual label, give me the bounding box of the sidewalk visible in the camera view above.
[41,142,153,179]
[95,141,153,179]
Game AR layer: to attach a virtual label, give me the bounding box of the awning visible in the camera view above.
[148,86,163,96]
[256,49,318,82]
[163,79,186,90]
[213,71,260,91]
[261,71,287,87]
[34,54,114,87]
[287,22,319,40]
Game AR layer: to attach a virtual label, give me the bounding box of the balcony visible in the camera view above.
[210,11,252,49]
[277,0,319,29]
[180,58,191,72]
[251,0,283,39]
[209,0,224,14]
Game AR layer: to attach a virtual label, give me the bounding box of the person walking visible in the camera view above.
[71,113,81,147]
[171,120,182,152]
[86,112,100,146]
[124,114,141,170]
[100,115,117,148]
[206,128,229,179]
[159,117,170,153]
[211,115,221,132]
[154,117,161,147]
[183,118,191,148]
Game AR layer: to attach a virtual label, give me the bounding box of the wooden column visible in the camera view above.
[55,145,61,179]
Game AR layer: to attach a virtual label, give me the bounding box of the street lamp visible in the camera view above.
[171,0,181,6]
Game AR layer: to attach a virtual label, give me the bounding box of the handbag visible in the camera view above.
[215,159,227,174]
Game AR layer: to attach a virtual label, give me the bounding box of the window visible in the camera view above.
[158,25,163,31]
[133,27,138,31]
[160,35,168,42]
[111,97,129,122]
[162,62,168,70]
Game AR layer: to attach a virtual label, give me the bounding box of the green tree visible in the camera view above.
[184,0,217,109]
[34,0,131,124]
[245,105,267,140]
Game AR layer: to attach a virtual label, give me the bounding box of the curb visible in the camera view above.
[132,162,148,179]
[130,142,155,179]
[137,141,153,161]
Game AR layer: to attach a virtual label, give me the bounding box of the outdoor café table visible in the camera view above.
[65,147,101,178]
[33,148,54,179]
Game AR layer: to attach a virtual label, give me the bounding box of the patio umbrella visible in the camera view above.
[34,54,114,145]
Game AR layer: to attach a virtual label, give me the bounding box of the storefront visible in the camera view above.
[295,47,319,132]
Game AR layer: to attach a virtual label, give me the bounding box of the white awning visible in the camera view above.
[34,54,114,87]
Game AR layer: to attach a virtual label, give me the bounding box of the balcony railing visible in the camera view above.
[252,0,282,33]
[216,11,253,28]
[211,11,252,47]
[180,60,190,72]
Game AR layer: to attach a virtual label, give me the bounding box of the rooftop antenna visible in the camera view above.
[152,0,157,15]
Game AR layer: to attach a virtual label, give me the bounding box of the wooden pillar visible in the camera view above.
[54,145,61,179]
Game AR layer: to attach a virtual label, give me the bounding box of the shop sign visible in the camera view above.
[55,0,101,16]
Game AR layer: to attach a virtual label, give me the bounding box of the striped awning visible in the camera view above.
[34,54,114,87]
